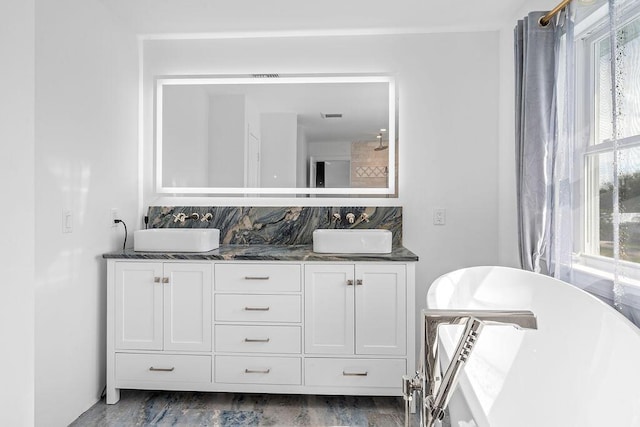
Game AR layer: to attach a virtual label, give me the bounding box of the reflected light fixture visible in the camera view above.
[374,128,388,151]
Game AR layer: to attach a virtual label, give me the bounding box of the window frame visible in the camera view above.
[576,3,640,281]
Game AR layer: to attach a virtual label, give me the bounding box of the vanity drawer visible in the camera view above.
[215,355,301,385]
[215,325,301,354]
[215,294,301,323]
[115,353,211,383]
[215,264,301,292]
[304,358,405,388]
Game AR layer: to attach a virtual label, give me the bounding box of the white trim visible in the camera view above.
[155,186,393,195]
[585,134,640,155]
[136,25,502,42]
[571,256,640,301]
[156,75,394,87]
[574,3,609,41]
[138,38,145,227]
[579,7,640,261]
[147,196,402,207]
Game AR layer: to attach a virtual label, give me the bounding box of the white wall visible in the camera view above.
[34,0,138,425]
[297,126,308,188]
[209,94,245,187]
[142,33,501,345]
[261,112,298,188]
[308,141,352,158]
[0,1,35,424]
[162,86,208,187]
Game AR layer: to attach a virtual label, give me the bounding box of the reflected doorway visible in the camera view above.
[310,157,351,189]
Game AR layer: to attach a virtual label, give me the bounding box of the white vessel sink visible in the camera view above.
[134,228,220,252]
[312,229,393,254]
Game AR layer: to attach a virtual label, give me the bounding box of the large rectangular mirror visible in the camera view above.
[156,75,396,196]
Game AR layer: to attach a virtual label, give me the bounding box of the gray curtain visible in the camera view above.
[514,13,559,274]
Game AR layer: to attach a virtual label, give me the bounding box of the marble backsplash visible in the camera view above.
[147,206,402,246]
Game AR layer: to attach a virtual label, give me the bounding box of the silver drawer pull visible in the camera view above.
[343,371,368,376]
[245,368,270,374]
[356,279,363,286]
[162,277,169,284]
[244,276,270,280]
[244,306,270,311]
[154,277,161,283]
[346,280,354,286]
[149,367,175,372]
[244,338,270,343]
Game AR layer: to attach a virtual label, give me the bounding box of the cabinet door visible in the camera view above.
[115,262,163,350]
[163,263,212,352]
[304,265,354,354]
[355,264,406,355]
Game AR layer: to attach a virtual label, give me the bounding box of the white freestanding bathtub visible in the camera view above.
[426,266,640,427]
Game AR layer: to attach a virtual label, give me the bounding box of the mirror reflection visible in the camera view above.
[156,75,395,195]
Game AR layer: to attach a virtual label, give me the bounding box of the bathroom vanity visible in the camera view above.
[103,245,417,404]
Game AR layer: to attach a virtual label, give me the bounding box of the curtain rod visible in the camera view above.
[539,0,572,26]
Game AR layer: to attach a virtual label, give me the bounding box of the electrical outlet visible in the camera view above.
[110,208,119,227]
[433,208,446,225]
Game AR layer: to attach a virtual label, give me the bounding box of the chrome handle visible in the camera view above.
[245,368,270,374]
[154,277,161,283]
[356,279,363,286]
[346,280,354,286]
[149,367,175,372]
[244,338,270,342]
[162,277,169,283]
[244,276,270,280]
[244,306,270,311]
[343,371,368,376]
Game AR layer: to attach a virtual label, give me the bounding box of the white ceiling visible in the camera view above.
[100,0,528,36]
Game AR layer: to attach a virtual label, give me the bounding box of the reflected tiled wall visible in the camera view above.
[350,141,389,189]
[147,206,402,246]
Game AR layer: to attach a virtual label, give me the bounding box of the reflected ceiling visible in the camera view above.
[190,82,389,144]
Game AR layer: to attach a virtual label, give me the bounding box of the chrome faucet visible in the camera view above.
[403,309,537,427]
[172,213,187,223]
[173,212,201,223]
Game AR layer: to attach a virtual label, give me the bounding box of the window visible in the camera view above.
[582,11,640,264]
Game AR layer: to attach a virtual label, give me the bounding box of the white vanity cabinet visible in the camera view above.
[304,264,408,391]
[114,261,213,352]
[107,261,213,404]
[213,263,303,387]
[304,264,406,355]
[106,258,415,404]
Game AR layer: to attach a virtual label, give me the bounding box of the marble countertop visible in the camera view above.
[103,244,418,262]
